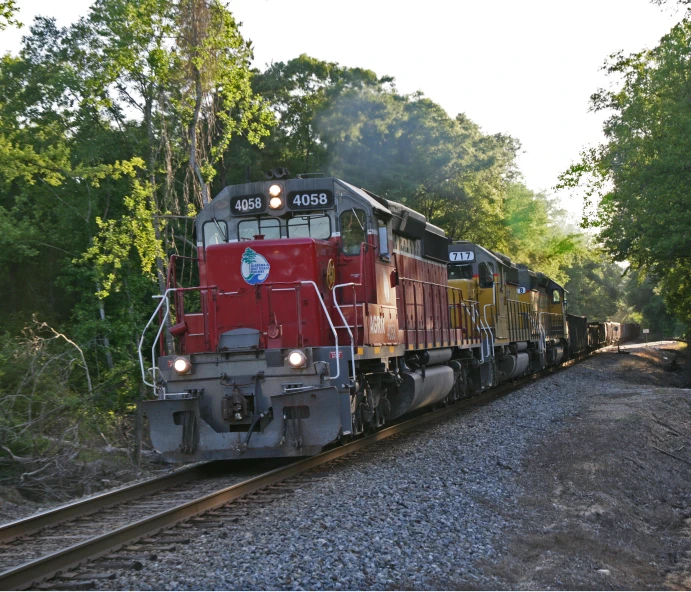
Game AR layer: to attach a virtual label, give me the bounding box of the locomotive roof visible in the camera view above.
[200,176,447,242]
[336,180,392,217]
[450,240,511,267]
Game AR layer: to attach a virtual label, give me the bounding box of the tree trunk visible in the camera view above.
[131,383,146,469]
[189,66,210,205]
[96,283,114,370]
[145,91,175,355]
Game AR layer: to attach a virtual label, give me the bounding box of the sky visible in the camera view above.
[0,0,683,220]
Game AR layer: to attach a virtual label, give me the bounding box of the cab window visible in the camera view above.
[340,209,366,255]
[552,289,561,303]
[287,214,331,240]
[377,218,390,258]
[448,264,473,280]
[479,262,494,288]
[203,220,227,247]
[238,217,281,241]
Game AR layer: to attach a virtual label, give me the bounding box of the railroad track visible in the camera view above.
[0,352,602,590]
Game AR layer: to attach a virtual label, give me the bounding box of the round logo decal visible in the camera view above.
[241,247,270,285]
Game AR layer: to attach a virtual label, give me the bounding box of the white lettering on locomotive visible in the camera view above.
[387,323,398,342]
[368,315,385,335]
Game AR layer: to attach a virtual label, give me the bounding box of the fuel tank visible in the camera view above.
[497,352,530,381]
[547,344,564,366]
[387,365,455,420]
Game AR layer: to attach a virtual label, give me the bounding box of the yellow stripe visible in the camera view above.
[408,344,414,350]
[357,347,364,355]
[389,346,395,353]
[436,342,441,347]
[373,347,381,354]
[428,342,433,348]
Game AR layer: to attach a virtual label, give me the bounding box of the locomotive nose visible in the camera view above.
[205,238,338,352]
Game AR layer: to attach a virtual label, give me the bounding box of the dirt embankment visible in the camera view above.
[491,341,691,590]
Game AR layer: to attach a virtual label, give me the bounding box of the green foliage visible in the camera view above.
[503,183,583,284]
[247,59,522,250]
[0,0,271,464]
[558,19,691,334]
[564,252,625,320]
[80,159,164,297]
[0,0,20,30]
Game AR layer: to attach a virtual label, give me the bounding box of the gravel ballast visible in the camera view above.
[89,341,691,590]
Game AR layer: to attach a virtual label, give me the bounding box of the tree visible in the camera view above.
[314,84,520,248]
[564,252,625,320]
[0,0,273,421]
[558,19,691,335]
[235,54,387,180]
[175,0,272,206]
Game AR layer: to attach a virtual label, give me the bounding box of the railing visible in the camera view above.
[261,280,343,380]
[139,281,343,397]
[398,277,481,350]
[539,312,565,340]
[506,298,534,343]
[453,297,491,362]
[332,283,358,383]
[138,285,217,396]
[330,240,374,384]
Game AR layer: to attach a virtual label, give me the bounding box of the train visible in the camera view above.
[138,172,639,462]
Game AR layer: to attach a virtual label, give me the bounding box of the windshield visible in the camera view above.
[238,217,281,241]
[448,264,473,280]
[287,214,331,240]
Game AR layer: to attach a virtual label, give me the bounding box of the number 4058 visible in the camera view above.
[235,197,262,211]
[293,193,329,207]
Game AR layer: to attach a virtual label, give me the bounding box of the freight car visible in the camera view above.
[567,314,589,357]
[620,322,641,342]
[138,173,638,462]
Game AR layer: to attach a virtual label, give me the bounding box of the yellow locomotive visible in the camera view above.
[447,241,568,391]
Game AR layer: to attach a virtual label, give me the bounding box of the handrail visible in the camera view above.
[537,311,565,352]
[399,275,455,290]
[256,280,341,380]
[506,298,532,342]
[481,302,496,359]
[539,311,564,339]
[140,280,342,397]
[299,281,341,382]
[480,317,493,361]
[449,298,488,362]
[138,285,217,396]
[332,282,357,383]
[404,276,469,350]
[329,240,373,384]
[139,292,170,389]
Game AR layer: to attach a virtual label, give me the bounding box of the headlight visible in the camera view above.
[268,184,282,197]
[173,357,191,374]
[287,350,307,368]
[269,196,283,209]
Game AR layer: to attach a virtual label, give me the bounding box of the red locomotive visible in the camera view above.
[139,172,630,461]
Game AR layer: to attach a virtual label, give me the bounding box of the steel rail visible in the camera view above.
[0,350,603,591]
[0,462,218,544]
